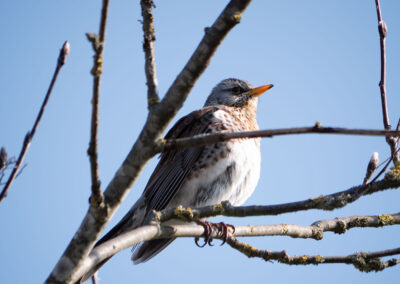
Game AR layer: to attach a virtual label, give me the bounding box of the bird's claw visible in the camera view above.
[195,220,235,247]
[217,222,235,246]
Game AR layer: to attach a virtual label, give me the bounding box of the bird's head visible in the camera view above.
[204,78,273,108]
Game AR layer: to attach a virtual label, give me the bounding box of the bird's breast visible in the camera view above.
[169,137,261,208]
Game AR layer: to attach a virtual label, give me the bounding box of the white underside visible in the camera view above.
[171,138,261,208]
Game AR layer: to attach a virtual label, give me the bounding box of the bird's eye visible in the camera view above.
[231,86,242,94]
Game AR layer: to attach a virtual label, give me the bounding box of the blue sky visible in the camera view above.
[1,1,399,283]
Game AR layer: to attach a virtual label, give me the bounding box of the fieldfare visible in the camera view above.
[81,78,273,282]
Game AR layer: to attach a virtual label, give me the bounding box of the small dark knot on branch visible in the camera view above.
[352,253,385,272]
[24,131,32,145]
[86,33,104,76]
[89,187,104,208]
[0,147,7,170]
[86,33,101,51]
[313,121,322,129]
[87,144,95,157]
[231,13,242,23]
[378,21,388,38]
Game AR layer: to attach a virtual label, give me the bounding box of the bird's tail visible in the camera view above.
[80,196,149,283]
[132,238,175,264]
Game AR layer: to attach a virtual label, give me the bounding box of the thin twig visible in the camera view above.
[160,126,400,152]
[375,0,389,129]
[141,0,159,108]
[86,0,110,207]
[227,237,400,272]
[374,0,399,163]
[0,41,70,203]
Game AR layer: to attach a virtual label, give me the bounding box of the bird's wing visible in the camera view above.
[143,105,221,211]
[131,105,227,264]
[96,105,222,246]
[80,106,224,281]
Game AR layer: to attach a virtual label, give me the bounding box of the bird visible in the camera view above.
[81,78,273,282]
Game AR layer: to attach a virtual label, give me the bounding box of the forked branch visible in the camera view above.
[227,237,400,272]
[74,212,400,279]
[374,0,399,163]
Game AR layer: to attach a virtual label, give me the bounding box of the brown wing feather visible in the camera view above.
[143,106,219,211]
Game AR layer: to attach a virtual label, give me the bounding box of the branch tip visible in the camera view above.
[363,152,379,184]
[58,40,70,66]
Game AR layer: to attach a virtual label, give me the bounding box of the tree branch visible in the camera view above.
[46,1,252,283]
[374,0,399,163]
[86,0,110,208]
[156,172,400,223]
[375,0,389,129]
[160,126,400,152]
[227,237,400,272]
[73,212,399,279]
[0,41,70,203]
[141,0,159,108]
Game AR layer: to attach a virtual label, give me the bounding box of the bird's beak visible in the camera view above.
[246,84,274,97]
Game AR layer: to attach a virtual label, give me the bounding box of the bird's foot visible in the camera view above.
[215,222,235,245]
[195,221,235,247]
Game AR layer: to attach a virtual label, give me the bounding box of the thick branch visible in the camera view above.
[227,237,400,272]
[160,126,400,152]
[141,0,159,108]
[74,212,399,279]
[46,1,252,283]
[0,41,70,203]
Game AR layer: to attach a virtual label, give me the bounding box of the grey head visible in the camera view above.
[204,78,273,107]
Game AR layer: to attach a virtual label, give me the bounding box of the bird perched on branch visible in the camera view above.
[81,78,273,282]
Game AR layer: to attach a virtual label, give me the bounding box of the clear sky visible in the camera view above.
[1,1,399,283]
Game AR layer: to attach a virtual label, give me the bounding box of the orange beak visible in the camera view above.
[246,84,274,97]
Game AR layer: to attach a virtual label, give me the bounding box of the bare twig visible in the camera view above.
[86,0,110,207]
[375,0,389,129]
[227,237,400,272]
[0,41,70,203]
[141,0,159,108]
[73,212,399,279]
[46,2,252,283]
[374,0,399,163]
[160,126,400,152]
